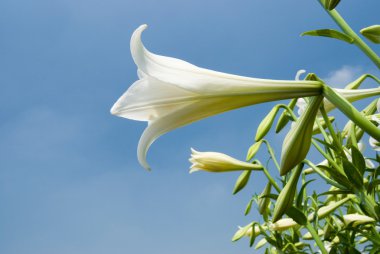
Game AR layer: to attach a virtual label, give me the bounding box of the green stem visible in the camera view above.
[318,1,380,69]
[323,85,380,141]
[262,166,281,193]
[304,159,346,189]
[263,140,281,172]
[311,139,344,175]
[305,222,328,254]
[319,105,341,150]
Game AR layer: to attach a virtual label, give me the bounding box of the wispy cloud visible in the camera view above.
[323,65,363,88]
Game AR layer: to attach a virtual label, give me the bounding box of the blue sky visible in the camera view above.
[1,0,379,253]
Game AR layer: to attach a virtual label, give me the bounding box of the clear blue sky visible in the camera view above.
[0,1,379,253]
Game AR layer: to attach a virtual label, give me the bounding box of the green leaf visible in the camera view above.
[342,159,364,190]
[286,206,307,225]
[351,146,366,175]
[360,25,380,44]
[296,179,315,209]
[233,170,251,195]
[244,197,255,216]
[318,165,352,190]
[318,189,352,196]
[301,29,354,44]
[249,223,257,247]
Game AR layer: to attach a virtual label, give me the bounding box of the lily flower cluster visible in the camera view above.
[111,4,380,251]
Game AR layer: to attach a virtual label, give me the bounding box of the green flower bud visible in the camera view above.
[256,106,279,141]
[258,182,272,215]
[246,140,263,161]
[307,196,352,221]
[273,164,303,222]
[232,170,252,195]
[280,96,323,175]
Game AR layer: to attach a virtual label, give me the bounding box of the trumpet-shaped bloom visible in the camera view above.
[189,148,262,173]
[110,25,322,170]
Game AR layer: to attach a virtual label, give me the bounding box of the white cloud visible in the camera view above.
[323,65,363,88]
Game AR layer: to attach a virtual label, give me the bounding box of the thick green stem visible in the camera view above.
[323,85,380,141]
[318,1,380,69]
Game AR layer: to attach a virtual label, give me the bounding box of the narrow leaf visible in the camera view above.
[286,206,307,225]
[360,25,380,44]
[302,29,354,44]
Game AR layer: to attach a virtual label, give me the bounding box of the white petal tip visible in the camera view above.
[189,168,199,174]
[295,69,306,81]
[190,148,200,154]
[110,103,119,116]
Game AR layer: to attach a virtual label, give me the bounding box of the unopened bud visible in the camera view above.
[343,214,375,227]
[280,96,323,175]
[189,148,262,173]
[270,218,298,231]
[258,182,272,214]
[302,229,324,240]
[273,164,303,222]
[256,106,279,141]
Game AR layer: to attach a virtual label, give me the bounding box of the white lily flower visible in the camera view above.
[110,25,323,170]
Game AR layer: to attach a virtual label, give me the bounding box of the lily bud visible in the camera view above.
[246,140,263,161]
[280,96,323,175]
[258,182,272,215]
[302,229,324,240]
[273,164,303,222]
[343,214,375,227]
[256,106,279,141]
[232,223,265,242]
[254,238,267,250]
[307,196,352,221]
[360,25,380,44]
[232,170,252,195]
[270,218,298,231]
[189,148,262,173]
